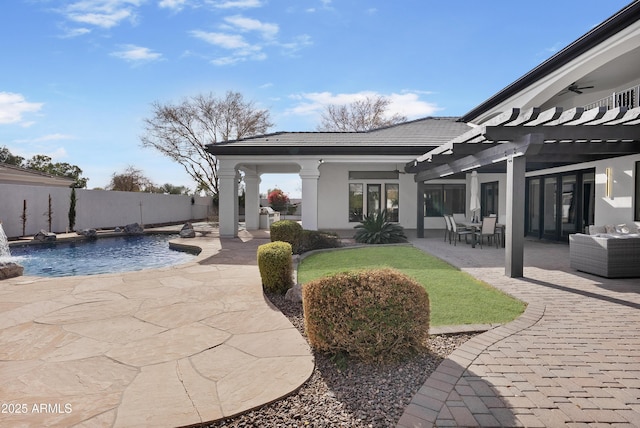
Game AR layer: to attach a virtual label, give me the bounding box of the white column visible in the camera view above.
[243,170,261,230]
[218,165,239,238]
[299,160,320,231]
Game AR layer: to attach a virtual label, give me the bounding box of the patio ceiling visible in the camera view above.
[407,106,640,182]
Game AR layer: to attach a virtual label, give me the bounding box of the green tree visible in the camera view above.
[68,187,77,231]
[0,146,24,165]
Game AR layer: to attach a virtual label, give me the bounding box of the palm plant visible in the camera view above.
[353,209,408,244]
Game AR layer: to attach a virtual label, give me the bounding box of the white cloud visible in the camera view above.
[61,0,144,29]
[110,45,164,64]
[0,92,43,125]
[159,0,188,10]
[192,11,310,65]
[279,34,312,55]
[191,30,251,50]
[224,15,278,39]
[208,0,263,9]
[59,27,92,38]
[287,90,441,119]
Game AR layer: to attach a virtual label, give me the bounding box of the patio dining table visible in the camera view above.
[458,220,506,248]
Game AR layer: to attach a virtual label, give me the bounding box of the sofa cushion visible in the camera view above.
[616,224,630,234]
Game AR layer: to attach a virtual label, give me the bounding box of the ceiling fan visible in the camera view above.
[558,82,595,96]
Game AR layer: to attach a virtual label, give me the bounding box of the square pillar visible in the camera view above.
[218,167,239,238]
[416,181,425,238]
[243,170,260,230]
[299,160,320,231]
[505,154,526,278]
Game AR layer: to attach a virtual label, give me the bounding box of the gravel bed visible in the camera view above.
[206,294,474,428]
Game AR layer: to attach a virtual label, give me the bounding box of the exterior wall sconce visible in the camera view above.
[605,167,613,198]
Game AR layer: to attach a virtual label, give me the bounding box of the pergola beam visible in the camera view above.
[485,124,640,142]
[414,136,544,182]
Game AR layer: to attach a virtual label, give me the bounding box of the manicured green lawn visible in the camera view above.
[297,245,525,326]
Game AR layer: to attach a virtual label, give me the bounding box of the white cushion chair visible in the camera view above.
[474,216,498,249]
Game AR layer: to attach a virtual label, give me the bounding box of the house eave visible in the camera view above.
[459,1,640,123]
[208,145,434,156]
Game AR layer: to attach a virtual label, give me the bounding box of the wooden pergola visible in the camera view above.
[407,106,640,278]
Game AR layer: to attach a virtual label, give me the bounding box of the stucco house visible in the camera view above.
[208,117,471,237]
[208,1,640,276]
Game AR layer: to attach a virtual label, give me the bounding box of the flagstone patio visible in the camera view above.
[0,230,314,427]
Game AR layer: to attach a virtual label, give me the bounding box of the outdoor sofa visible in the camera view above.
[569,223,640,278]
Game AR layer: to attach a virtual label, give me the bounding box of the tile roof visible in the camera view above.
[206,117,472,156]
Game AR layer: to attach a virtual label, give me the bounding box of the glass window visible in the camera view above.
[527,178,540,236]
[349,183,364,222]
[348,182,400,222]
[386,184,399,222]
[561,175,577,235]
[367,184,381,216]
[481,181,499,218]
[423,184,465,217]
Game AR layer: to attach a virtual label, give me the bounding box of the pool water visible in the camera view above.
[9,234,198,277]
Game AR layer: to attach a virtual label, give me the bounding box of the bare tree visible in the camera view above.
[140,91,273,195]
[108,166,154,192]
[317,95,407,132]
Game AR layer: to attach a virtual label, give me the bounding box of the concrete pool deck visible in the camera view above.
[0,227,314,427]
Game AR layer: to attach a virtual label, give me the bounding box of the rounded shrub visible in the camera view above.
[297,230,342,254]
[257,241,294,294]
[270,220,303,251]
[303,268,430,364]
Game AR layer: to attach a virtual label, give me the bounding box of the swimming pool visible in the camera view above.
[8,234,198,277]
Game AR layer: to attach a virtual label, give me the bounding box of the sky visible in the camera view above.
[0,0,633,198]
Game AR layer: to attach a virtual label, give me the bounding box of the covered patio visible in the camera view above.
[407,105,640,278]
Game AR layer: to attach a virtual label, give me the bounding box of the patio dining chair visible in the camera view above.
[474,216,498,248]
[450,216,473,246]
[443,215,453,243]
[452,213,467,224]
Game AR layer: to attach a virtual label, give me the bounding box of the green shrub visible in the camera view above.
[303,268,430,364]
[257,241,294,294]
[270,220,303,251]
[298,230,342,254]
[353,210,407,244]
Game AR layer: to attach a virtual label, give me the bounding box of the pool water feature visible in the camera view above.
[9,234,198,277]
[0,223,10,258]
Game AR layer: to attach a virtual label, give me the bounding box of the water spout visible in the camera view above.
[0,222,12,259]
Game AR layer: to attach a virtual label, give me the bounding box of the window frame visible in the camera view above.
[348,174,400,223]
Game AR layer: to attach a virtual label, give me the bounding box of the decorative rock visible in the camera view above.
[179,222,196,238]
[79,228,98,239]
[124,223,144,235]
[33,229,57,242]
[285,283,303,303]
[0,262,24,280]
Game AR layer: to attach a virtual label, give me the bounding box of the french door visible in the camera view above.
[526,169,594,241]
